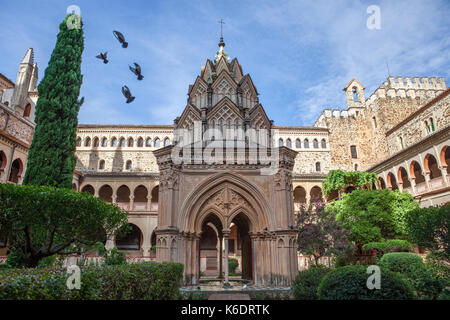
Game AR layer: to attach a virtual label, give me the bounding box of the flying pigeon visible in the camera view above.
[121,85,135,103]
[113,30,128,48]
[129,63,144,80]
[95,52,108,64]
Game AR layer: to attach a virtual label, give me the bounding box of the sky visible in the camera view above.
[0,0,449,126]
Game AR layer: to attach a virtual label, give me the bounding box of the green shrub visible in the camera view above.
[292,265,330,300]
[378,252,444,299]
[363,240,414,256]
[317,265,415,300]
[228,258,239,274]
[438,288,450,300]
[0,262,183,300]
[426,251,450,287]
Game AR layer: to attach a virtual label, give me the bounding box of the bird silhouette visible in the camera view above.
[129,63,144,80]
[121,85,135,103]
[113,30,128,48]
[95,52,108,64]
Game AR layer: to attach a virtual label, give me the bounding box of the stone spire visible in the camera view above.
[11,48,35,108]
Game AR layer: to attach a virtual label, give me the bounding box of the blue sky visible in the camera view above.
[0,0,449,126]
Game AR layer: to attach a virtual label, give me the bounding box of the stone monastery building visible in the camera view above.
[1,40,449,285]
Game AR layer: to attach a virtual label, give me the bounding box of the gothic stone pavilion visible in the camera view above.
[1,40,450,286]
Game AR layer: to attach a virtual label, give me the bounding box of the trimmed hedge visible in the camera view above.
[229,258,239,274]
[377,252,424,274]
[378,252,444,299]
[317,265,415,300]
[362,239,414,253]
[0,262,183,300]
[292,265,330,300]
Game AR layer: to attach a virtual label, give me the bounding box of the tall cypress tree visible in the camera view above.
[23,14,84,189]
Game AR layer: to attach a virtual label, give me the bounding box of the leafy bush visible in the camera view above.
[322,170,378,198]
[328,189,419,244]
[363,239,414,253]
[425,251,450,287]
[229,258,239,274]
[378,252,444,299]
[0,262,183,300]
[0,183,128,267]
[317,265,415,300]
[292,265,330,300]
[377,252,424,274]
[438,288,450,300]
[405,203,449,254]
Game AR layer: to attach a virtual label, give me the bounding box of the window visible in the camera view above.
[126,160,132,170]
[352,87,358,102]
[354,163,359,171]
[430,117,435,132]
[399,136,404,149]
[23,104,31,117]
[313,139,318,149]
[137,137,144,147]
[286,139,292,148]
[321,139,326,149]
[154,138,161,148]
[296,139,301,148]
[111,137,118,147]
[99,160,105,170]
[372,116,377,129]
[315,162,321,172]
[278,138,284,147]
[425,121,431,134]
[84,137,91,147]
[128,138,134,147]
[93,137,99,147]
[119,138,125,147]
[76,137,82,147]
[350,145,358,159]
[304,139,309,148]
[146,138,152,147]
[102,138,108,147]
[164,138,170,147]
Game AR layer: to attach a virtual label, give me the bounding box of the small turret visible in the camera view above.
[343,78,366,114]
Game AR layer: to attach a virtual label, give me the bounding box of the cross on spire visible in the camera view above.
[218,19,225,39]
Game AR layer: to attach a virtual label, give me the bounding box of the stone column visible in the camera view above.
[218,236,223,278]
[147,188,152,211]
[223,231,230,287]
[129,195,135,211]
[441,168,449,187]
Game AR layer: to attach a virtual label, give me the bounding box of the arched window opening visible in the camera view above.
[23,104,31,117]
[354,163,359,171]
[286,139,292,149]
[116,224,142,250]
[310,186,323,204]
[111,137,118,147]
[398,167,411,189]
[425,121,431,134]
[98,185,113,203]
[8,158,23,183]
[116,185,130,204]
[119,138,126,147]
[154,138,161,148]
[350,145,358,159]
[102,138,108,147]
[293,186,307,211]
[387,172,398,190]
[372,116,377,129]
[125,160,132,170]
[296,139,301,149]
[321,139,326,149]
[315,162,321,172]
[128,137,134,147]
[425,154,442,180]
[352,87,358,102]
[0,151,7,171]
[93,137,99,147]
[379,178,386,189]
[313,139,318,149]
[164,138,170,147]
[304,139,309,149]
[134,185,148,203]
[99,160,105,170]
[430,118,435,132]
[151,185,159,211]
[81,185,95,195]
[137,137,144,147]
[146,138,152,147]
[278,138,283,147]
[441,146,450,174]
[76,137,82,147]
[410,161,425,184]
[84,137,91,147]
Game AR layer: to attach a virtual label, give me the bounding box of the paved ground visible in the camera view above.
[208,293,251,300]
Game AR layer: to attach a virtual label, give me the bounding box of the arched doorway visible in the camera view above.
[199,215,222,278]
[8,158,23,184]
[230,212,252,280]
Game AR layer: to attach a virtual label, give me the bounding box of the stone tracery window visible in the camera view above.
[102,138,108,147]
[279,138,284,147]
[296,139,301,148]
[350,145,358,159]
[85,137,91,147]
[146,138,152,147]
[76,137,82,147]
[137,137,144,147]
[111,137,118,147]
[313,139,319,149]
[128,137,134,147]
[321,139,326,148]
[286,139,292,148]
[93,137,99,147]
[119,137,126,147]
[304,139,309,149]
[154,138,160,148]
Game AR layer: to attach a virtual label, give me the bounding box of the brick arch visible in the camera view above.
[386,172,398,190]
[424,153,442,179]
[8,158,24,183]
[81,184,95,195]
[378,177,386,189]
[99,184,113,203]
[409,160,426,184]
[0,150,7,171]
[397,166,411,189]
[116,185,131,203]
[440,145,450,174]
